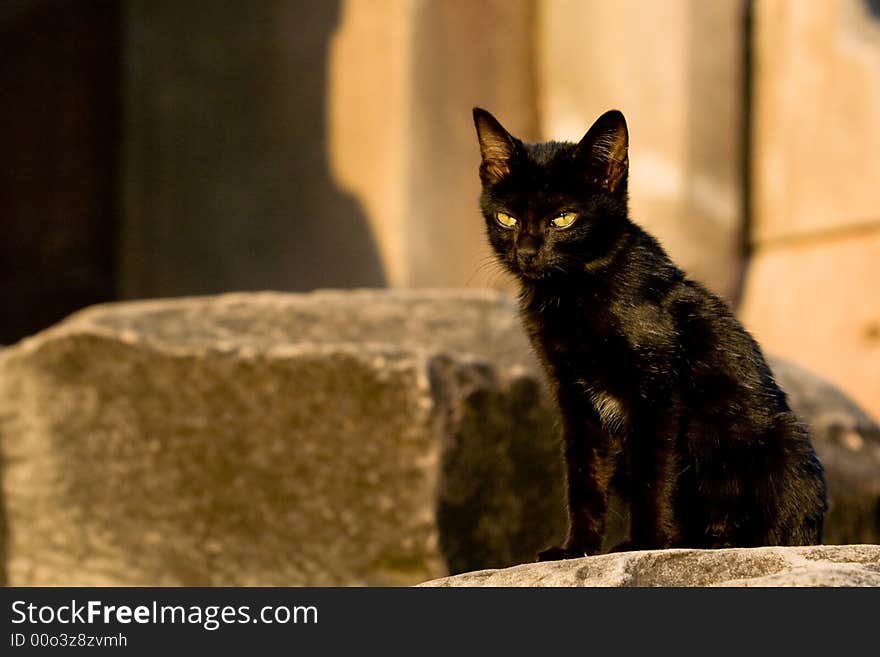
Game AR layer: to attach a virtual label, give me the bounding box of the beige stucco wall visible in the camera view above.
[741,0,880,420]
[328,0,416,288]
[329,0,744,299]
[329,0,537,290]
[538,0,746,302]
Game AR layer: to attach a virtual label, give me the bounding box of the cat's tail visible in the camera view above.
[763,412,827,546]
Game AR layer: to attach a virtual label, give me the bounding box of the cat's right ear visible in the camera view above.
[473,108,517,185]
[576,110,629,194]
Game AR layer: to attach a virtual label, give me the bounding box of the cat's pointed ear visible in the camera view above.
[576,110,629,194]
[473,107,517,184]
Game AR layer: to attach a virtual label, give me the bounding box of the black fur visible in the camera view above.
[472,107,826,558]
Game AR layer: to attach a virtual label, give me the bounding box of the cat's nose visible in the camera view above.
[518,238,540,262]
[518,247,538,264]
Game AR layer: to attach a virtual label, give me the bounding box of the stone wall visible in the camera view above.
[741,0,880,421]
[328,0,538,291]
[120,1,386,298]
[328,0,745,299]
[537,0,746,302]
[0,0,119,344]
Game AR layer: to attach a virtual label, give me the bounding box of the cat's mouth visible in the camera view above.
[503,253,562,280]
[515,263,554,281]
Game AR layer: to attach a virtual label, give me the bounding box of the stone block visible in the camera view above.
[0,291,563,586]
[774,359,880,545]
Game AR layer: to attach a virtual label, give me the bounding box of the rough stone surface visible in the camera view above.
[420,544,880,587]
[1,289,877,586]
[0,290,563,586]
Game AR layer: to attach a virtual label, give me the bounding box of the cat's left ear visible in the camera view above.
[575,110,629,194]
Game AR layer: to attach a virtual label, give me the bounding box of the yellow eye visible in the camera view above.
[496,212,517,228]
[551,212,578,228]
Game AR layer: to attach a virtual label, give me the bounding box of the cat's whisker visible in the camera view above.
[464,256,508,288]
[484,266,513,289]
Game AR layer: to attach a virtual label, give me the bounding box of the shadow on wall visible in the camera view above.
[121,0,386,298]
[0,0,121,345]
[0,1,386,345]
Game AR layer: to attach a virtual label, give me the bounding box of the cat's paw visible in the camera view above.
[536,545,588,562]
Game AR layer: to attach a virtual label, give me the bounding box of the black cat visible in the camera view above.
[472,107,826,559]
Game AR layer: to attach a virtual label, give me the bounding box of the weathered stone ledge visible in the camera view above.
[420,544,880,587]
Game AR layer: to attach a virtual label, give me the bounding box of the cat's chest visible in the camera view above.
[526,296,621,361]
[531,307,634,434]
[524,288,675,373]
[523,293,643,407]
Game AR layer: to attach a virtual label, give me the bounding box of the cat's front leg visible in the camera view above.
[628,414,680,550]
[538,423,616,561]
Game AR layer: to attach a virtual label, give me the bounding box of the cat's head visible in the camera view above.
[473,108,630,281]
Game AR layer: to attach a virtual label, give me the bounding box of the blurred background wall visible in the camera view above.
[1,0,877,419]
[740,0,880,422]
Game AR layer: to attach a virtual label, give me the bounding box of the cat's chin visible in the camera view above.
[517,268,563,282]
[512,263,546,279]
